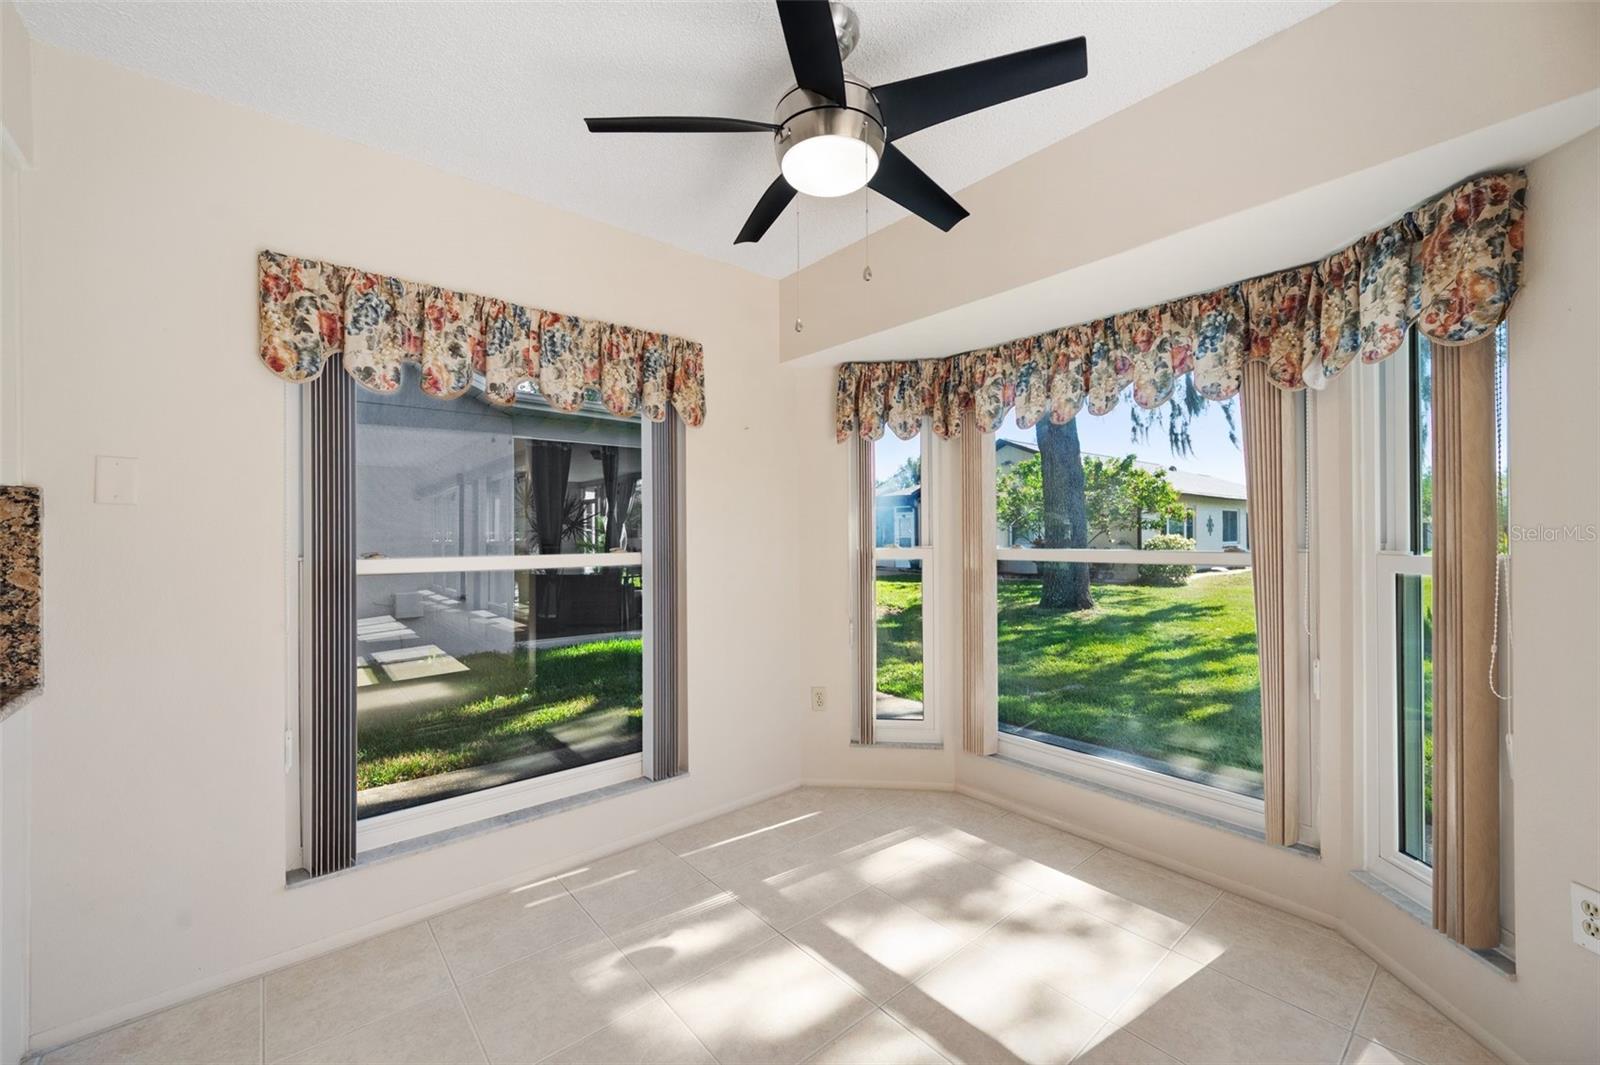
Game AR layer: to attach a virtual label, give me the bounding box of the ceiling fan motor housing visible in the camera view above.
[773,79,886,195]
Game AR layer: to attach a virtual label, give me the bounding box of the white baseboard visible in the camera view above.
[1333,922,1523,1065]
[28,777,802,1056]
[953,780,1337,930]
[799,777,954,791]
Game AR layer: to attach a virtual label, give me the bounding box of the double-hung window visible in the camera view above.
[989,398,1267,829]
[294,362,682,869]
[856,425,938,744]
[1367,323,1511,910]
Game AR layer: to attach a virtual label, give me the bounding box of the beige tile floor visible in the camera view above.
[37,788,1502,1065]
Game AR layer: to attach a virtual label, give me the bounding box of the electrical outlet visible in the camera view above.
[1573,882,1600,957]
[810,686,827,712]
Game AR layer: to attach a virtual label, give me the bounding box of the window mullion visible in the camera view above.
[355,552,645,575]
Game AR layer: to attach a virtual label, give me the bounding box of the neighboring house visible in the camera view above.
[995,437,1249,555]
[875,483,922,548]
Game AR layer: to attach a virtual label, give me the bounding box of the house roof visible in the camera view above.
[994,437,1247,501]
[875,484,921,501]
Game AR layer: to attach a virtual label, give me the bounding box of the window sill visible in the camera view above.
[852,739,944,751]
[287,770,679,885]
[994,731,1276,838]
[355,753,644,853]
[1349,870,1516,979]
[991,744,1287,847]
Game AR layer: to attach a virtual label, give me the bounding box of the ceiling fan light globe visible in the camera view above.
[780,135,880,198]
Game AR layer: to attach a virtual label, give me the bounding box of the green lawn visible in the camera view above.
[875,571,924,702]
[356,638,642,790]
[995,569,1263,790]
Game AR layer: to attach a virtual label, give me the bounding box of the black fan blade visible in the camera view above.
[735,176,798,244]
[777,0,847,105]
[586,116,781,134]
[869,144,968,232]
[874,36,1087,140]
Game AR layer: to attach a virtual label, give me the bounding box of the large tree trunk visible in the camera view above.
[1036,419,1094,610]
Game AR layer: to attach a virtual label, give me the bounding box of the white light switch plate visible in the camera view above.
[1574,882,1600,957]
[94,455,139,505]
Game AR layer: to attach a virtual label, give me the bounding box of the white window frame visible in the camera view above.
[985,434,1267,834]
[1362,337,1435,908]
[858,424,940,745]
[1220,508,1241,547]
[290,385,657,858]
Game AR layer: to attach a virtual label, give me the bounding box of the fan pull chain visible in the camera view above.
[1489,335,1510,702]
[793,198,804,333]
[862,153,873,282]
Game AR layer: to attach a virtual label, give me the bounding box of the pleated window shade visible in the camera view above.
[649,411,689,779]
[300,360,357,877]
[853,437,876,745]
[1240,361,1300,846]
[960,418,997,758]
[1430,337,1501,948]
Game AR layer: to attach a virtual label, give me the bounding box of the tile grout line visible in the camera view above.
[1182,888,1225,941]
[589,922,725,1065]
[1170,888,1386,1033]
[1081,938,1178,1061]
[1340,963,1382,1063]
[1068,1017,1127,1065]
[774,883,882,998]
[685,801,878,891]
[425,908,493,1065]
[1048,877,1236,1062]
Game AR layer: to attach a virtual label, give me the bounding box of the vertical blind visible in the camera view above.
[300,357,357,876]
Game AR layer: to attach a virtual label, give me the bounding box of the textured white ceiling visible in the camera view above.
[18,0,1332,278]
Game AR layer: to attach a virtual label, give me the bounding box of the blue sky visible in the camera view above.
[874,392,1247,486]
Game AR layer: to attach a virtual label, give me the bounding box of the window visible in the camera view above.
[1221,509,1240,546]
[1368,323,1510,906]
[990,394,1265,827]
[858,427,937,741]
[1371,329,1436,896]
[297,364,680,863]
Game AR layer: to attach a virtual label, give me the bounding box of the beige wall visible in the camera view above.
[0,4,34,1062]
[0,0,32,164]
[779,1,1600,365]
[17,43,799,1047]
[1335,125,1598,1065]
[1495,126,1600,1062]
[11,10,1599,1063]
[793,129,1600,1065]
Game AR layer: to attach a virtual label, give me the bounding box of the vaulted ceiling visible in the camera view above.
[18,1,1332,277]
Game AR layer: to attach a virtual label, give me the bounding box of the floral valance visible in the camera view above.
[259,250,706,426]
[835,170,1524,442]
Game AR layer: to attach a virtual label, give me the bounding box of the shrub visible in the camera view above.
[1138,534,1195,586]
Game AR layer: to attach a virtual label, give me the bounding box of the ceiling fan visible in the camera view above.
[585,1,1088,245]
